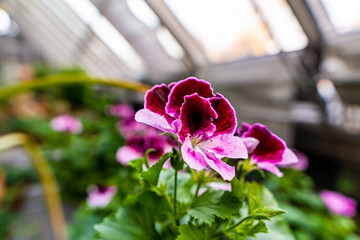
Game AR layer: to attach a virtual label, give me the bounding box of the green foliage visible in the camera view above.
[141,152,173,186]
[176,224,208,240]
[188,190,242,225]
[93,206,160,240]
[264,169,360,240]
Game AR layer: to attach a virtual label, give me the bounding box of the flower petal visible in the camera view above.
[256,162,283,177]
[145,84,174,122]
[135,109,176,133]
[200,150,235,181]
[277,148,298,166]
[244,124,285,163]
[178,94,217,142]
[198,134,248,159]
[181,136,208,171]
[210,95,237,135]
[116,146,142,165]
[166,77,215,118]
[242,137,259,154]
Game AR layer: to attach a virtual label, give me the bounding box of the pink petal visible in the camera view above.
[278,148,299,166]
[256,162,283,177]
[87,185,117,208]
[135,109,176,134]
[208,182,231,191]
[116,146,142,165]
[145,84,174,123]
[198,134,248,159]
[242,137,259,154]
[166,77,215,118]
[200,150,235,181]
[181,136,208,171]
[244,124,285,163]
[178,94,218,143]
[210,95,237,135]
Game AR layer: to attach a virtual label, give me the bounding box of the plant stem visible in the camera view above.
[194,182,201,199]
[0,74,150,100]
[225,216,252,232]
[174,170,179,226]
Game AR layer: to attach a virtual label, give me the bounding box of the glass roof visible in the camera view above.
[62,0,145,75]
[321,0,360,34]
[164,0,278,63]
[163,0,308,63]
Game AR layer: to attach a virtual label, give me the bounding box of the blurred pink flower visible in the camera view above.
[116,132,174,168]
[238,123,298,177]
[320,190,357,217]
[50,114,82,133]
[116,118,148,138]
[108,104,135,120]
[87,185,117,208]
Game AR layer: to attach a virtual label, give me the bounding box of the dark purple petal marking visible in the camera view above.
[210,95,237,135]
[145,84,174,123]
[244,124,285,163]
[178,94,217,142]
[166,77,215,118]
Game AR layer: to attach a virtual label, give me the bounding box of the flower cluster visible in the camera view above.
[135,77,249,180]
[109,103,175,167]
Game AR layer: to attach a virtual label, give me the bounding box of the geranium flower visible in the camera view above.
[50,114,82,134]
[320,190,357,217]
[116,132,174,168]
[238,123,298,177]
[87,185,117,208]
[135,77,248,181]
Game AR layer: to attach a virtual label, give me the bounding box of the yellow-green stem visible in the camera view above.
[0,133,68,240]
[0,74,150,100]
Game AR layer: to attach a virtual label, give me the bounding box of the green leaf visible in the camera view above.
[188,190,241,225]
[244,182,295,240]
[128,158,143,173]
[247,221,268,236]
[176,224,207,240]
[140,152,172,186]
[93,206,159,240]
[231,178,246,204]
[137,190,173,222]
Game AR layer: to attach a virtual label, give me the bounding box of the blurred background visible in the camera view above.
[0,0,359,239]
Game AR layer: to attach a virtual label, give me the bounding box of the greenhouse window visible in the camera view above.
[62,0,145,74]
[163,0,308,63]
[321,0,360,34]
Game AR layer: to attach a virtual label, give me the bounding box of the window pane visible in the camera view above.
[255,0,308,52]
[164,0,279,63]
[321,0,360,34]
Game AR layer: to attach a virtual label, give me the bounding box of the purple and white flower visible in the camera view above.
[50,114,82,134]
[320,190,357,217]
[238,123,298,177]
[87,185,117,208]
[135,77,248,181]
